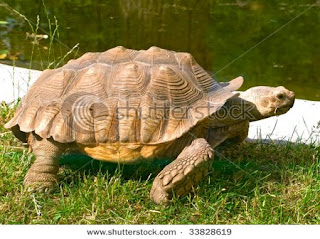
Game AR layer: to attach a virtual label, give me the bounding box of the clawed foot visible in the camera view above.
[150,138,213,205]
[24,173,58,193]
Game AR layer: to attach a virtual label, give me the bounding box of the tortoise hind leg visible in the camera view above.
[24,134,65,191]
[150,138,213,205]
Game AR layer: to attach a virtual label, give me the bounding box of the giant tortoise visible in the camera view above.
[5,46,295,204]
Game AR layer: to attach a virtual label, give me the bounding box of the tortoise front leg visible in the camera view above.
[24,134,65,191]
[150,138,213,205]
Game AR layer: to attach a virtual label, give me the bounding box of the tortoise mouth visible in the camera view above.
[274,105,292,115]
[273,97,295,115]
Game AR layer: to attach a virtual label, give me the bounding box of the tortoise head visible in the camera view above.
[240,86,295,121]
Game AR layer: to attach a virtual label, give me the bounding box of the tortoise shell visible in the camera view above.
[5,46,236,146]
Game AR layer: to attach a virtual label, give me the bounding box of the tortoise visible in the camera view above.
[5,46,295,204]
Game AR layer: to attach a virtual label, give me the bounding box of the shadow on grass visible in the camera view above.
[58,141,318,200]
[59,153,172,183]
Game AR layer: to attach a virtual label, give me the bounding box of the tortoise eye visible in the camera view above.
[276,93,285,100]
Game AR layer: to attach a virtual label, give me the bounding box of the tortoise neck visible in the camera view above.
[206,95,262,128]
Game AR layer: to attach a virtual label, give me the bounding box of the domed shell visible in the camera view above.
[5,46,240,145]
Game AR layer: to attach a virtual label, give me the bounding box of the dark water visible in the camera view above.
[0,0,319,100]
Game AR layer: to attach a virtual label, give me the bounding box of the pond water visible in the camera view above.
[0,0,319,100]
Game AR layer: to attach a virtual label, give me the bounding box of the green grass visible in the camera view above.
[2,0,319,225]
[0,104,319,224]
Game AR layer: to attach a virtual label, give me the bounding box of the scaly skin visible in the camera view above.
[208,86,295,128]
[24,134,65,191]
[150,138,213,205]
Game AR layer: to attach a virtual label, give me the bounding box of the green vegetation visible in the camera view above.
[0,0,319,224]
[0,0,320,100]
[0,0,79,71]
[1,105,319,224]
